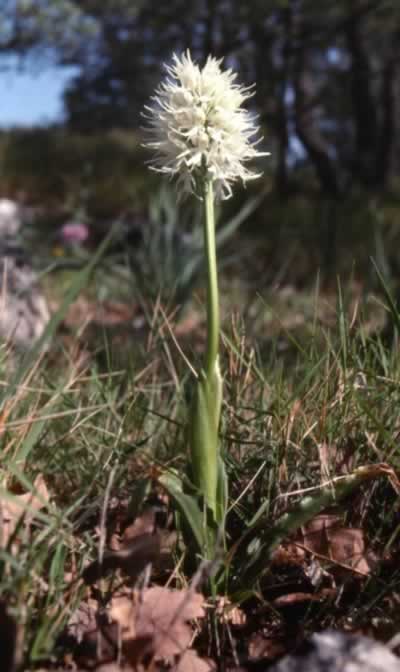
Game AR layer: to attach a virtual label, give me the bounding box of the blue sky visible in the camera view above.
[0,64,77,127]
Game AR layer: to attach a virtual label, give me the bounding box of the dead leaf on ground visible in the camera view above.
[94,301,138,326]
[299,514,373,576]
[79,617,120,667]
[248,632,286,661]
[110,586,205,663]
[301,514,342,556]
[68,600,126,668]
[174,312,203,337]
[82,533,160,584]
[327,527,373,575]
[67,599,98,645]
[111,504,176,574]
[61,297,138,329]
[273,589,335,610]
[271,543,306,567]
[121,507,157,544]
[0,474,50,548]
[120,635,154,669]
[174,648,216,672]
[317,442,356,477]
[108,505,157,552]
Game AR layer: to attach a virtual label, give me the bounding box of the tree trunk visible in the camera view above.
[375,29,400,189]
[275,6,293,195]
[293,41,341,198]
[344,7,379,188]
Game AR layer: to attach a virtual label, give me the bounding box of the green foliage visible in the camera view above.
[1,270,400,662]
[124,184,267,307]
[3,0,400,201]
[187,365,223,525]
[0,128,150,215]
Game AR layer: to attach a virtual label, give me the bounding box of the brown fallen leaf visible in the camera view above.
[67,599,98,645]
[317,442,356,477]
[82,533,160,584]
[94,301,137,326]
[327,527,372,575]
[120,635,154,669]
[248,633,286,662]
[0,474,50,548]
[68,599,126,668]
[62,297,137,329]
[301,514,342,557]
[270,543,306,567]
[110,503,176,574]
[271,588,336,629]
[175,312,203,337]
[121,507,157,544]
[77,617,120,667]
[174,649,216,672]
[110,586,205,663]
[273,589,335,609]
[299,514,373,576]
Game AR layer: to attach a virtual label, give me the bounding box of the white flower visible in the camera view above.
[143,50,269,200]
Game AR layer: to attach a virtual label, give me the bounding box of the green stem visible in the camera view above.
[202,179,219,376]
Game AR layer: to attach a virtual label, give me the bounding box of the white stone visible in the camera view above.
[0,257,50,350]
[0,199,21,237]
[269,630,400,672]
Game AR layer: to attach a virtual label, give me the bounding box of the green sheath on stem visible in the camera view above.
[203,179,219,377]
[188,178,224,523]
[189,367,222,521]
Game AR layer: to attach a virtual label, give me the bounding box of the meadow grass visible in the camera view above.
[1,261,400,667]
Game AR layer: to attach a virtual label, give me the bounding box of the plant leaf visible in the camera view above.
[159,470,215,556]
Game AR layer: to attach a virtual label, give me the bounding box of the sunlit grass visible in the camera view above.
[0,262,400,665]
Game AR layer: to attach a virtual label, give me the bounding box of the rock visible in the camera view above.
[0,199,51,352]
[0,255,50,351]
[0,199,21,238]
[269,630,400,672]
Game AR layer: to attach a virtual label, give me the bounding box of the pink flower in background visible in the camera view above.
[60,222,89,244]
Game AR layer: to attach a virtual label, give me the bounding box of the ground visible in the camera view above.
[1,224,400,671]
